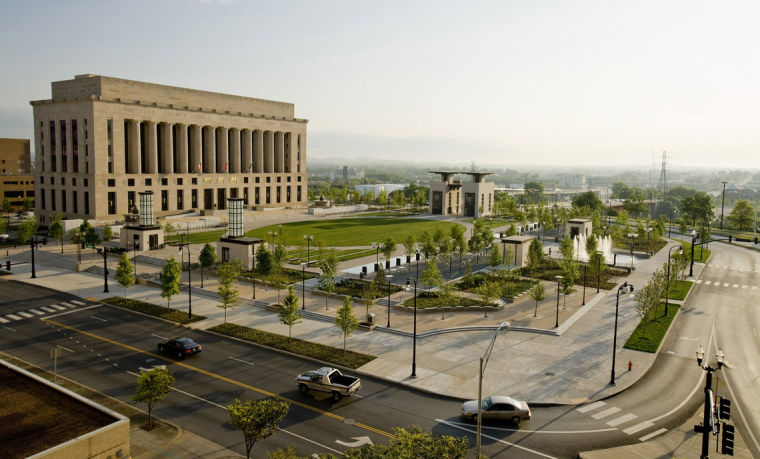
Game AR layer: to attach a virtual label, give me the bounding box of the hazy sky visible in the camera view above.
[1,0,759,168]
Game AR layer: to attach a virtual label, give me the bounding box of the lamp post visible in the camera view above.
[415,249,420,282]
[627,232,638,270]
[695,345,725,458]
[301,262,306,311]
[278,224,283,245]
[720,181,727,230]
[596,250,602,293]
[102,243,109,293]
[476,321,510,458]
[177,233,192,319]
[303,234,313,266]
[132,235,139,280]
[405,278,418,377]
[554,275,562,328]
[689,229,697,277]
[665,245,682,316]
[582,264,587,305]
[610,282,634,385]
[30,235,40,279]
[645,227,653,255]
[268,231,276,250]
[386,274,392,327]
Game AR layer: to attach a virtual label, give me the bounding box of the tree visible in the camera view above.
[227,398,290,459]
[529,282,545,317]
[585,234,598,260]
[132,367,174,430]
[527,238,544,269]
[84,224,100,253]
[48,215,64,254]
[438,237,452,272]
[487,245,503,271]
[462,261,474,288]
[256,243,273,276]
[520,181,545,205]
[163,222,175,238]
[160,256,181,309]
[420,259,442,292]
[318,250,337,310]
[727,200,754,231]
[681,192,714,226]
[475,280,500,317]
[403,234,416,271]
[343,426,468,459]
[102,225,114,243]
[279,286,301,340]
[571,191,603,211]
[362,281,378,323]
[335,296,359,354]
[16,216,38,245]
[116,253,135,298]
[381,237,396,263]
[217,261,241,324]
[272,242,288,302]
[611,182,633,199]
[420,232,437,264]
[560,274,576,309]
[199,242,216,288]
[623,188,648,218]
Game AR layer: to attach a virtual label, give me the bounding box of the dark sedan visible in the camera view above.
[157,337,202,359]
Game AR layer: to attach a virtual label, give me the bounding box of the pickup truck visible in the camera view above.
[295,367,361,401]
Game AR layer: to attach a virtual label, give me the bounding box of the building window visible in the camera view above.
[51,189,56,211]
[72,119,79,173]
[255,187,260,205]
[108,179,115,187]
[107,119,114,174]
[192,177,197,185]
[297,185,302,201]
[287,176,291,182]
[161,178,168,186]
[60,120,67,172]
[40,176,44,184]
[266,177,271,183]
[177,189,184,210]
[222,247,230,263]
[84,179,88,187]
[266,187,271,204]
[49,121,56,172]
[41,189,46,210]
[73,191,78,214]
[298,176,302,182]
[145,178,152,186]
[255,177,260,183]
[128,178,135,186]
[286,186,291,202]
[191,189,198,208]
[177,178,183,185]
[108,192,116,214]
[128,191,135,210]
[84,191,90,215]
[161,190,168,211]
[61,190,67,212]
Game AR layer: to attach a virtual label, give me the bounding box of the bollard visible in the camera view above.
[628,360,632,372]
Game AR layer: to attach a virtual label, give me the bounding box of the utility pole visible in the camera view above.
[720,181,727,230]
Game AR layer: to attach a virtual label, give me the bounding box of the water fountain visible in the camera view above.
[572,234,614,264]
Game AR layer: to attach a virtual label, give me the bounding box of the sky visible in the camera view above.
[1,0,759,168]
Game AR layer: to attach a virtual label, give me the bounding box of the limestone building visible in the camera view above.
[30,74,308,224]
[0,138,35,210]
[429,171,494,218]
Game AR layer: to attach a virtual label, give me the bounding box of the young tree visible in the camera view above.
[527,238,544,269]
[335,296,359,354]
[475,280,500,317]
[85,224,101,254]
[48,215,64,253]
[198,242,217,288]
[272,241,288,302]
[132,367,174,430]
[420,232,437,265]
[318,249,337,310]
[16,216,38,245]
[438,237,452,272]
[163,222,175,239]
[727,200,754,231]
[102,225,114,243]
[381,237,396,265]
[403,234,416,271]
[529,282,545,317]
[421,259,442,292]
[160,256,181,309]
[487,245,503,272]
[217,261,241,324]
[116,253,135,298]
[256,243,273,276]
[585,234,598,259]
[279,286,301,340]
[227,398,290,459]
[462,261,474,288]
[362,282,378,323]
[560,275,575,310]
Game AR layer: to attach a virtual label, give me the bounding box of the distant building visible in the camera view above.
[557,174,586,189]
[429,171,494,218]
[0,138,35,210]
[355,183,406,196]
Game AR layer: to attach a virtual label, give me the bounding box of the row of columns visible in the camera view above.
[125,120,300,175]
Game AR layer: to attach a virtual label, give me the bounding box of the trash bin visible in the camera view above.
[367,313,375,325]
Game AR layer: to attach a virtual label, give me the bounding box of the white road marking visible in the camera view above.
[2,325,15,332]
[607,413,637,427]
[704,281,711,285]
[282,429,343,455]
[623,421,654,435]
[6,314,22,321]
[18,312,33,318]
[577,401,606,413]
[723,283,730,287]
[753,286,758,290]
[696,280,702,284]
[57,345,75,353]
[40,306,56,313]
[335,436,373,448]
[442,420,617,434]
[733,284,739,288]
[742,285,748,289]
[44,304,100,319]
[228,356,256,366]
[60,302,76,308]
[151,333,169,340]
[436,419,557,458]
[0,317,9,324]
[70,300,86,305]
[591,407,621,419]
[51,304,66,310]
[29,308,45,315]
[89,315,107,322]
[639,428,667,442]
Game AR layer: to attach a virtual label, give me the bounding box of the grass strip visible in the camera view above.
[402,292,495,309]
[165,230,226,244]
[678,241,711,263]
[623,302,679,353]
[662,280,692,301]
[102,296,205,324]
[209,322,376,369]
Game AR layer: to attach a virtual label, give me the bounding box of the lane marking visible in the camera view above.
[733,284,739,288]
[591,407,621,420]
[440,419,615,434]
[60,302,76,308]
[18,312,34,318]
[742,285,747,289]
[723,283,729,287]
[44,318,394,440]
[623,421,653,435]
[0,317,8,324]
[151,333,169,340]
[29,309,45,315]
[704,281,711,285]
[51,304,66,310]
[57,345,75,353]
[6,314,22,321]
[71,300,86,306]
[577,401,605,413]
[45,304,100,320]
[40,306,56,313]
[639,428,667,442]
[2,325,16,331]
[89,315,108,322]
[228,356,256,366]
[696,280,702,284]
[436,418,557,458]
[607,413,637,427]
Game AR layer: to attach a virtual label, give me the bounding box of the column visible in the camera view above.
[274,131,284,173]
[190,125,201,173]
[128,120,141,174]
[253,129,264,173]
[161,123,173,174]
[216,127,228,172]
[264,130,274,173]
[203,126,216,173]
[145,121,158,174]
[241,129,252,173]
[176,124,188,173]
[229,128,241,173]
[287,132,297,174]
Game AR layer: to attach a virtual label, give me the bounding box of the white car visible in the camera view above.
[461,395,531,426]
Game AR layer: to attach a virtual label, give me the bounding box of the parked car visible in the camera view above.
[295,367,361,401]
[157,337,202,359]
[461,395,531,426]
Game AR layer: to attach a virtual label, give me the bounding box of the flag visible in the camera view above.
[224,162,228,171]
[197,163,202,173]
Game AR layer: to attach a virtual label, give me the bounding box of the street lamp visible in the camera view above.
[644,227,653,255]
[301,262,306,311]
[695,345,725,458]
[268,231,276,250]
[689,229,697,277]
[476,321,510,458]
[386,274,393,327]
[670,209,679,238]
[102,243,109,293]
[405,278,418,377]
[582,264,587,305]
[371,241,380,271]
[29,235,42,279]
[177,233,192,319]
[610,282,634,385]
[665,245,682,316]
[554,275,562,328]
[415,249,420,282]
[132,235,139,281]
[303,234,313,266]
[626,232,638,270]
[720,181,727,230]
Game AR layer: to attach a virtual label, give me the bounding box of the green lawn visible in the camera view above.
[463,218,514,229]
[456,273,535,297]
[662,280,692,300]
[165,230,226,245]
[402,292,495,309]
[102,296,205,324]
[209,323,376,369]
[333,278,403,299]
[239,268,316,285]
[679,241,711,263]
[286,248,375,265]
[624,302,679,353]
[247,217,463,247]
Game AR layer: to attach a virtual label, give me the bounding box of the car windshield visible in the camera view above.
[177,338,197,348]
[481,397,492,409]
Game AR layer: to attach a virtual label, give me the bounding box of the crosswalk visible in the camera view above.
[0,299,86,324]
[695,279,758,290]
[707,265,760,272]
[575,400,665,442]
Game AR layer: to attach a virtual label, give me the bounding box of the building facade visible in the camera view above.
[31,74,308,224]
[0,138,34,210]
[429,171,494,218]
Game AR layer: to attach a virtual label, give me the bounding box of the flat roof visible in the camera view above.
[501,235,535,243]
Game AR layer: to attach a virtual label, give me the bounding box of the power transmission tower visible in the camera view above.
[656,150,668,201]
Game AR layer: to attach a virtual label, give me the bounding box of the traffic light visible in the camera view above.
[719,397,731,421]
[722,422,735,456]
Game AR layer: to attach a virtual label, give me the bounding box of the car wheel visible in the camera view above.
[511,416,521,426]
[299,384,309,395]
[331,391,343,402]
